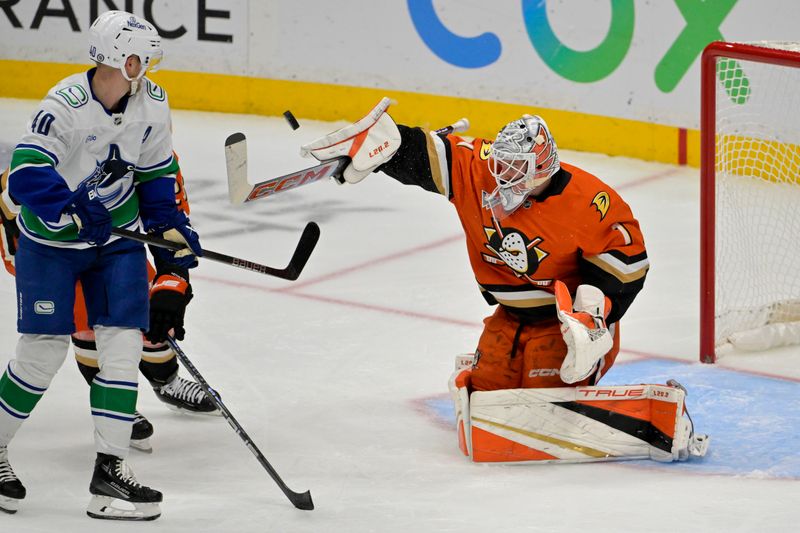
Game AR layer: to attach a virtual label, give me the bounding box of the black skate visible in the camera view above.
[87,453,162,521]
[155,376,220,415]
[0,446,26,514]
[131,411,154,453]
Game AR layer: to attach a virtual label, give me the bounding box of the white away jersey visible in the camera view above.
[8,69,179,248]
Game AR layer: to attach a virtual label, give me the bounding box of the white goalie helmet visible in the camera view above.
[88,11,162,85]
[488,114,560,213]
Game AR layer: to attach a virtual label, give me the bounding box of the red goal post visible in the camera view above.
[700,41,800,363]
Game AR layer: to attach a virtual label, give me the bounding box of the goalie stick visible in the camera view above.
[111,222,319,281]
[166,337,314,511]
[225,118,470,203]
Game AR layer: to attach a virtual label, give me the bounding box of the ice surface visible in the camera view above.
[0,98,798,532]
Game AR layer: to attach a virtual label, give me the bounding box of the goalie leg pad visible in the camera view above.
[448,370,709,464]
[448,367,472,457]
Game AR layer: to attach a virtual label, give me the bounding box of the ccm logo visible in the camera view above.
[368,141,391,158]
[578,388,645,398]
[528,368,559,377]
[34,300,55,315]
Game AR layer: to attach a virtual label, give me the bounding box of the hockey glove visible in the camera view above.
[63,187,113,246]
[147,209,202,269]
[300,97,401,184]
[554,280,613,384]
[146,268,193,343]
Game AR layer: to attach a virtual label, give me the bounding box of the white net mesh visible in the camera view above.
[714,42,800,350]
[744,41,800,53]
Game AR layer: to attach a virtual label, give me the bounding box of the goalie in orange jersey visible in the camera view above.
[0,159,218,453]
[301,98,709,464]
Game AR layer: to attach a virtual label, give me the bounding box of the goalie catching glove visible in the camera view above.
[554,280,613,384]
[300,97,401,184]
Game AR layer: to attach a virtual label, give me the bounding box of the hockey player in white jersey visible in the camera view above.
[0,11,201,520]
[0,162,220,457]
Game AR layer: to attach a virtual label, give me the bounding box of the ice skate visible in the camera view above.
[155,375,220,415]
[130,411,154,453]
[0,446,26,514]
[87,453,162,521]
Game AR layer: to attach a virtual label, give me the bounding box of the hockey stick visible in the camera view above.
[166,337,314,511]
[225,118,470,203]
[110,222,319,281]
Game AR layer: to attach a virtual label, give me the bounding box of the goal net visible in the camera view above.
[700,41,800,362]
[700,42,800,362]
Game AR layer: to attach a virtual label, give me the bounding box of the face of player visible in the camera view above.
[490,155,530,189]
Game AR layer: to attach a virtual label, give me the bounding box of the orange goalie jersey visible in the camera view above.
[379,124,649,390]
[381,126,649,325]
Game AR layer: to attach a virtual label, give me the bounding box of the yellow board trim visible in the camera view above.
[0,58,700,166]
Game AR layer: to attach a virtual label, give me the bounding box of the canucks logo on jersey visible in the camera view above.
[81,144,134,204]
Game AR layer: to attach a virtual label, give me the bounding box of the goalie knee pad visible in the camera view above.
[449,362,709,464]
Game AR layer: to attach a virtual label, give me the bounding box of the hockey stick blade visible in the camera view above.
[111,222,320,281]
[271,220,320,280]
[225,132,348,204]
[166,337,314,510]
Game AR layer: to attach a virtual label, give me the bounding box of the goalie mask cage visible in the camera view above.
[700,41,800,363]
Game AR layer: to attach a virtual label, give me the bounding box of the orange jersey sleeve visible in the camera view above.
[173,152,190,215]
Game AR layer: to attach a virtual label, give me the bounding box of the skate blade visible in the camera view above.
[131,437,153,453]
[165,403,222,417]
[86,495,160,521]
[0,494,21,514]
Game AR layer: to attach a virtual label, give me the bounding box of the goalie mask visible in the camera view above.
[88,11,162,94]
[487,114,559,215]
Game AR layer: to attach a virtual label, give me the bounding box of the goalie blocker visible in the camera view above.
[448,356,709,464]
